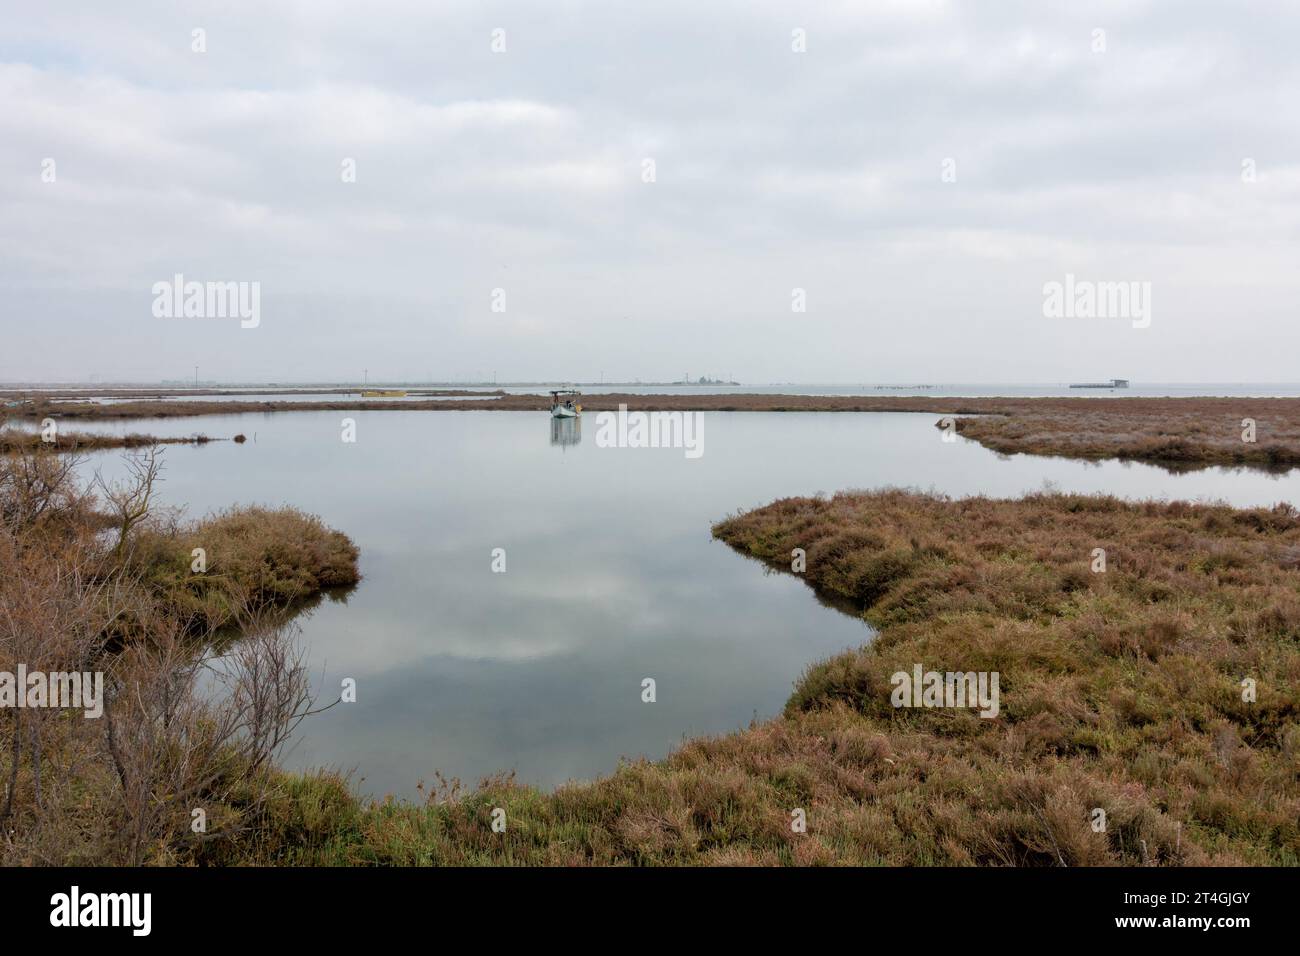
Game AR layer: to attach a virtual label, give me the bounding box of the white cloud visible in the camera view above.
[1,0,1299,382]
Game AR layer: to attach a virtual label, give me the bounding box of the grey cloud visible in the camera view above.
[1,0,1298,383]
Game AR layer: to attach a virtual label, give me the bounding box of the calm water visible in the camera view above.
[22,381,1300,402]
[76,409,1300,796]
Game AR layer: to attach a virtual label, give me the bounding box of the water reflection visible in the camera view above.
[550,415,582,448]
[78,409,1300,797]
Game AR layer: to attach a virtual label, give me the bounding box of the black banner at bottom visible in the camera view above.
[1,865,1281,941]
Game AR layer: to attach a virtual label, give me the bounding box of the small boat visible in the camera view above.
[550,389,582,418]
[361,389,408,398]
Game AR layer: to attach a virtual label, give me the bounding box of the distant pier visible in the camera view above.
[1069,378,1129,389]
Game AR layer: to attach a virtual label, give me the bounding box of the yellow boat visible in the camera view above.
[361,390,408,398]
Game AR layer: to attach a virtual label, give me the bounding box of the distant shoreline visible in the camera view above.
[6,392,1300,472]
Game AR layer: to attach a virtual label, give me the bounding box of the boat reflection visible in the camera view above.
[550,415,581,449]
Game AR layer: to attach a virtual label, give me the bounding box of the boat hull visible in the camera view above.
[551,405,579,419]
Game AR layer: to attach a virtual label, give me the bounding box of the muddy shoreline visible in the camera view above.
[8,392,1300,471]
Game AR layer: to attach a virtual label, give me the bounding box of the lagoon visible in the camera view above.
[78,409,1300,797]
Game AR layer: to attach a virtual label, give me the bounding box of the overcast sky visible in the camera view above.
[1,0,1297,384]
